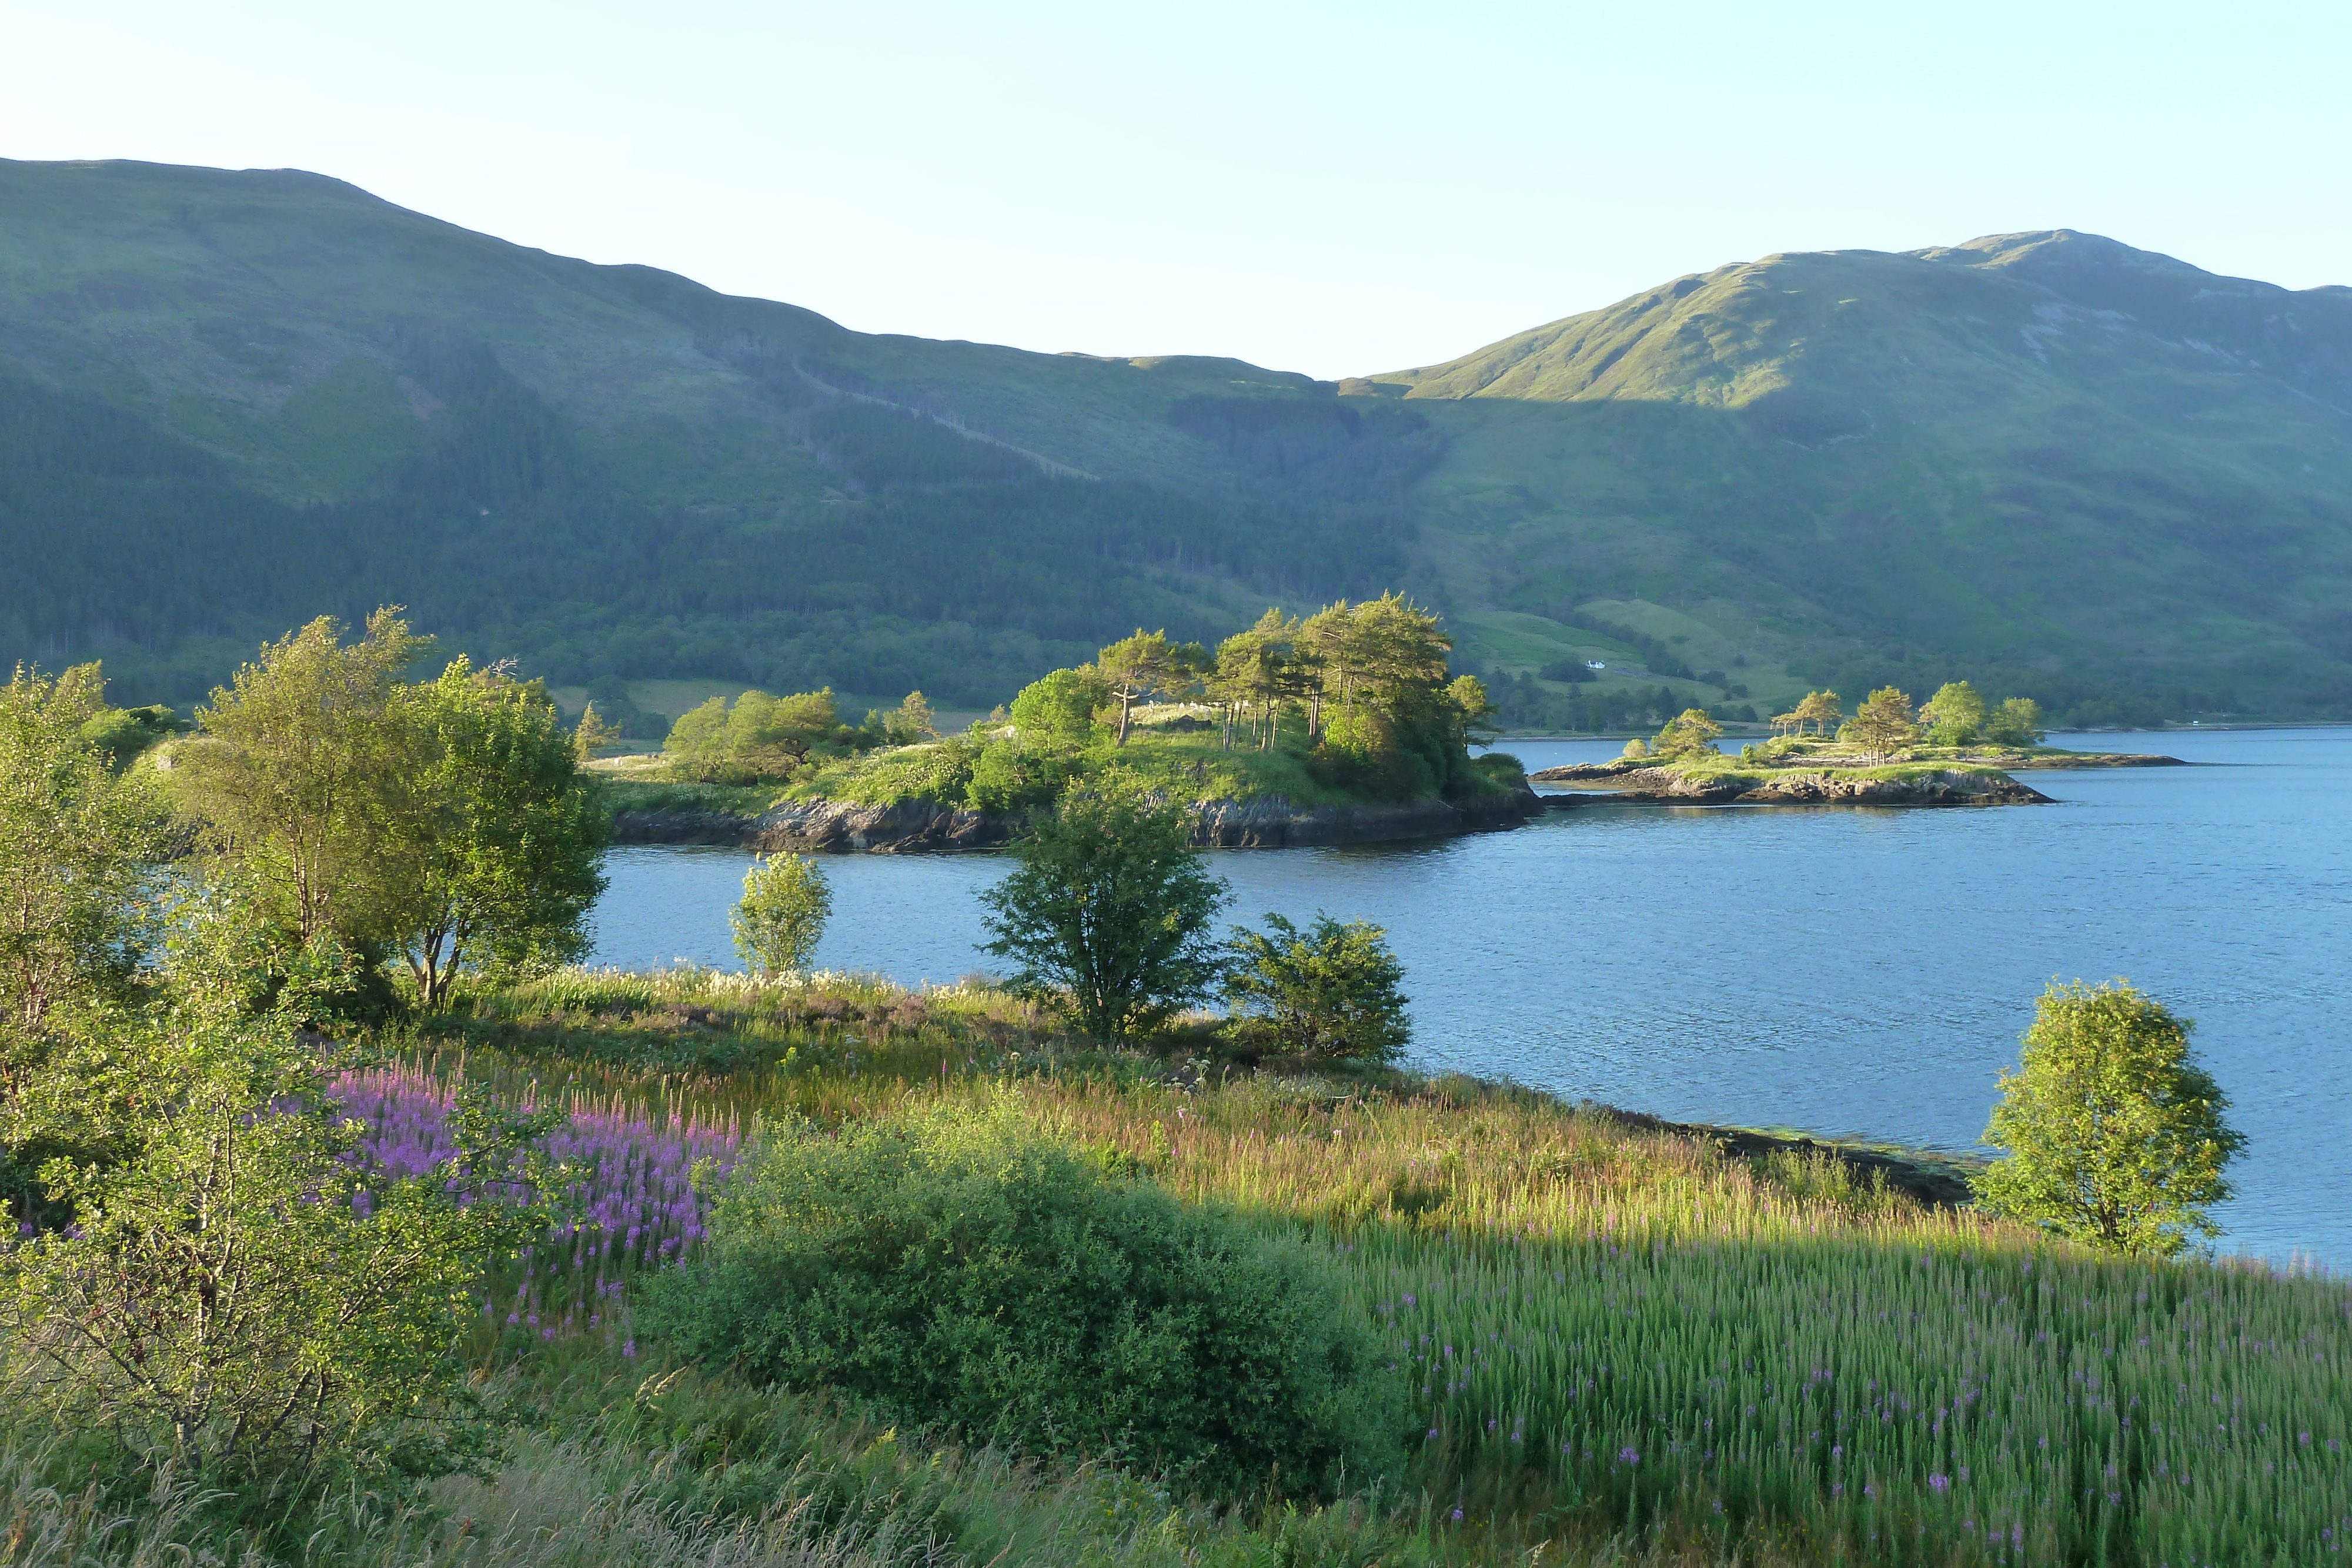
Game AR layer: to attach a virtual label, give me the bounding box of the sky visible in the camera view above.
[3,1,2345,379]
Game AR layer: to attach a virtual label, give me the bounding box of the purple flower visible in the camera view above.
[1449,1507,1464,1523]
[1619,1447,1639,1465]
[1928,1473,1949,1493]
[623,1338,637,1358]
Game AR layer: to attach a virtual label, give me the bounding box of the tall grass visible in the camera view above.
[358,971,2352,1565]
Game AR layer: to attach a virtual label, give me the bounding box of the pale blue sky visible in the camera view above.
[3,1,2343,378]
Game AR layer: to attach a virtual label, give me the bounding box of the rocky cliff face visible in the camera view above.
[612,787,1542,852]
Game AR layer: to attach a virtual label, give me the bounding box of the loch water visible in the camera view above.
[587,728,2352,1269]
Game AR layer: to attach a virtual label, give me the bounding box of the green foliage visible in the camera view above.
[663,688,859,784]
[0,663,169,1038]
[1469,751,1525,787]
[1974,981,2244,1257]
[1008,667,1109,745]
[390,658,609,1009]
[731,853,833,977]
[1650,706,1723,760]
[76,702,183,770]
[877,690,937,746]
[1984,694,2047,746]
[1845,686,1919,761]
[639,1099,1400,1499]
[0,908,563,1488]
[965,737,1081,814]
[169,609,431,947]
[1922,680,1987,745]
[980,773,1230,1039]
[1225,914,1411,1062]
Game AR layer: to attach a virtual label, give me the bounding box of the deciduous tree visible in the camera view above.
[1923,681,1987,746]
[1008,667,1109,746]
[979,771,1229,1039]
[0,664,168,1037]
[1984,696,2046,747]
[389,660,608,1010]
[732,852,832,977]
[1973,981,2243,1257]
[170,610,429,947]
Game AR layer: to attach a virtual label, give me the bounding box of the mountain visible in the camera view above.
[0,158,1430,712]
[4,158,2350,725]
[1367,232,2352,722]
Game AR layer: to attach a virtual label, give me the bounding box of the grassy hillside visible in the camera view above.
[0,159,1423,707]
[6,159,2351,723]
[1379,233,2352,722]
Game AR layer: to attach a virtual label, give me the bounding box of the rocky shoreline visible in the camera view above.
[1531,760,2052,805]
[612,784,1544,852]
[1592,1107,1980,1208]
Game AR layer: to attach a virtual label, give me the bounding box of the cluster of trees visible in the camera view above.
[1765,683,2046,761]
[659,687,937,784]
[5,611,609,1020]
[977,772,1411,1057]
[0,611,610,1492]
[721,774,1413,1062]
[995,595,1499,803]
[168,611,609,1008]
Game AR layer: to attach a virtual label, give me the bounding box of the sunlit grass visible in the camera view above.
[376,968,2352,1565]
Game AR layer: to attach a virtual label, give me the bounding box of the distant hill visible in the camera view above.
[4,158,2349,724]
[1361,232,2352,723]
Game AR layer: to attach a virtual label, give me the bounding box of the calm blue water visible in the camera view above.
[587,729,2352,1268]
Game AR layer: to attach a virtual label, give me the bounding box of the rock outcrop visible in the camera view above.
[1531,761,2051,805]
[613,785,1543,852]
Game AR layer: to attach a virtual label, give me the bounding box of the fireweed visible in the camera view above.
[331,1065,741,1353]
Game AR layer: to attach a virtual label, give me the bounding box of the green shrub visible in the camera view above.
[640,1101,1402,1499]
[965,738,1079,813]
[1225,914,1411,1062]
[1468,750,1525,787]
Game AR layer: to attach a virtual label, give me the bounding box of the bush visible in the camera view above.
[641,1102,1401,1498]
[0,920,560,1487]
[964,737,1080,814]
[731,853,831,976]
[978,771,1228,1039]
[1225,914,1411,1062]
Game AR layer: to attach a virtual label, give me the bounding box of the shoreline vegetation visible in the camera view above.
[1533,691,2186,809]
[595,596,1542,851]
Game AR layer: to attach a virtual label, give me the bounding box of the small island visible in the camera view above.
[1533,685,2185,807]
[597,596,1540,851]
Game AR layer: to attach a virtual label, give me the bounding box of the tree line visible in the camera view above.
[1768,681,2045,761]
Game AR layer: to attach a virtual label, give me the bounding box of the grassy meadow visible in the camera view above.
[61,965,2325,1568]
